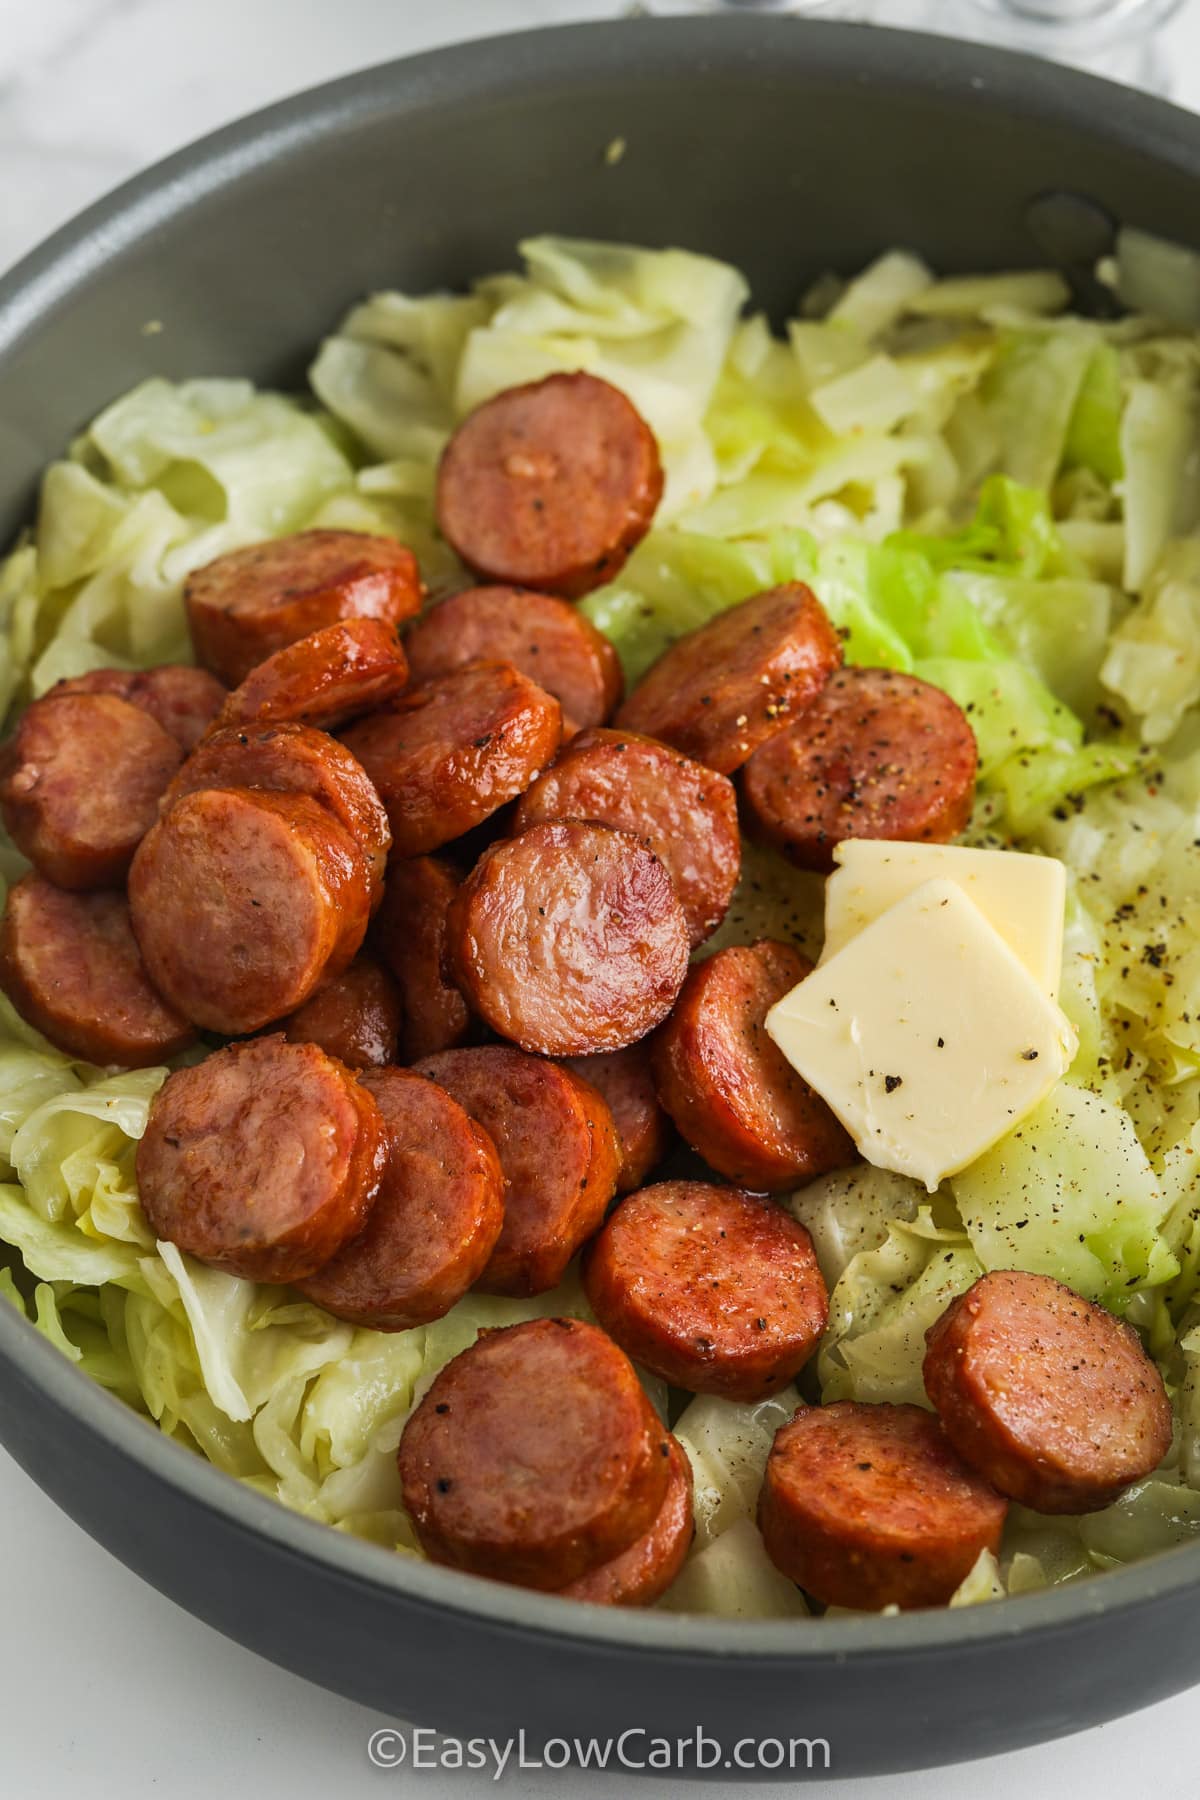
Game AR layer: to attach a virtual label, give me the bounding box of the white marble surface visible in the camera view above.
[4,2,1200,1796]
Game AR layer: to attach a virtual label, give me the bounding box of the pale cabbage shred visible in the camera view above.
[0,232,1198,1616]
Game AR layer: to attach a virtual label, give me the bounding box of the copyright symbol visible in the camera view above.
[368,1729,407,1768]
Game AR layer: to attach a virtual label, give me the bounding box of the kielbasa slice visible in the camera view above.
[584,1181,829,1401]
[216,618,409,732]
[563,1044,672,1194]
[340,661,562,858]
[436,374,664,600]
[651,940,854,1193]
[398,1316,672,1589]
[50,665,227,750]
[559,1435,694,1608]
[137,1035,388,1284]
[129,787,370,1035]
[758,1401,1008,1611]
[283,956,403,1070]
[446,820,689,1057]
[923,1270,1173,1515]
[413,1046,620,1297]
[371,854,473,1061]
[297,1067,504,1329]
[514,727,740,949]
[742,666,979,873]
[404,586,623,732]
[0,874,195,1067]
[615,584,842,775]
[185,529,422,685]
[0,694,183,890]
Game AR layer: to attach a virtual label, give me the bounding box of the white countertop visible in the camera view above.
[3,2,1200,1794]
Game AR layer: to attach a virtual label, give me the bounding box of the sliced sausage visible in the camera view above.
[129,787,370,1035]
[137,1035,388,1284]
[413,1046,620,1297]
[398,1316,672,1589]
[185,529,423,685]
[282,956,403,1070]
[923,1270,1173,1515]
[371,854,473,1061]
[0,874,195,1067]
[758,1401,1008,1611]
[163,721,391,903]
[0,694,183,890]
[513,727,740,949]
[297,1066,504,1329]
[651,940,854,1193]
[436,373,664,600]
[563,1044,672,1194]
[447,821,689,1057]
[340,662,562,858]
[559,1435,694,1608]
[50,665,227,750]
[216,618,409,732]
[404,586,623,731]
[742,666,979,873]
[615,584,842,775]
[584,1181,829,1401]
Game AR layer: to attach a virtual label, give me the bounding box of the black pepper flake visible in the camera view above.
[884,1074,903,1094]
[755,1317,767,1331]
[936,1037,945,1049]
[435,1403,450,1414]
[1021,1049,1039,1061]
[436,1478,453,1493]
[473,734,492,749]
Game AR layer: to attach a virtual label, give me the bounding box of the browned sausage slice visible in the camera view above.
[742,666,979,873]
[129,787,370,1034]
[50,665,227,750]
[297,1067,504,1329]
[559,1435,694,1607]
[436,374,664,600]
[398,1316,672,1589]
[283,956,403,1070]
[216,619,409,733]
[404,586,623,730]
[137,1036,388,1284]
[447,821,689,1056]
[0,874,195,1067]
[923,1271,1172,1515]
[615,584,842,774]
[340,662,561,858]
[563,1044,672,1194]
[513,727,740,949]
[0,694,183,890]
[758,1401,1008,1610]
[413,1046,620,1297]
[371,854,473,1061]
[651,940,854,1193]
[185,529,423,685]
[584,1181,829,1401]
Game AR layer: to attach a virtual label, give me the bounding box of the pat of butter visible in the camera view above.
[766,878,1078,1192]
[822,841,1066,999]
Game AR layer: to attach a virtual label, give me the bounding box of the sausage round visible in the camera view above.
[559,1435,694,1608]
[446,820,690,1056]
[398,1316,672,1589]
[651,940,854,1193]
[129,786,370,1035]
[216,618,409,733]
[615,584,842,775]
[297,1067,504,1329]
[283,956,403,1070]
[371,854,473,1061]
[584,1181,829,1401]
[404,586,623,732]
[413,1046,620,1297]
[563,1044,672,1194]
[513,727,740,949]
[0,694,183,890]
[137,1035,388,1284]
[163,721,391,904]
[0,874,195,1067]
[185,529,423,685]
[436,373,664,600]
[758,1401,1008,1611]
[742,666,979,873]
[340,661,562,858]
[923,1270,1173,1515]
[50,665,227,750]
